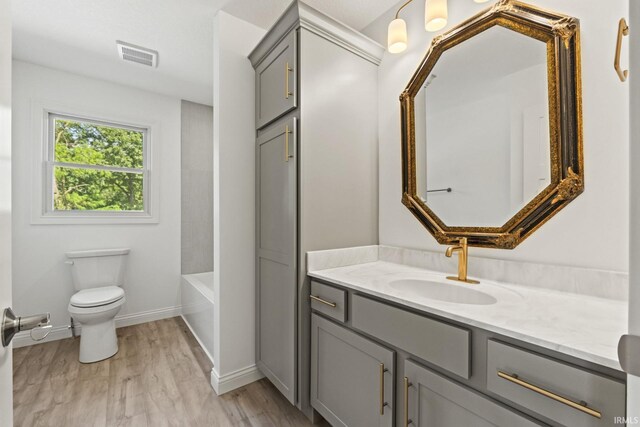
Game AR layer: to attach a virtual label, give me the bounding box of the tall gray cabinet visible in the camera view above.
[249,0,383,416]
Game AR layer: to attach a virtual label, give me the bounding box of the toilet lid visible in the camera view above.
[70,286,124,308]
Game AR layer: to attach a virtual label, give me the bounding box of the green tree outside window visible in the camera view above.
[52,117,146,211]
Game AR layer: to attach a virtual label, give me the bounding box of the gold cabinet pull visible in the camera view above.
[284,125,292,162]
[404,377,412,426]
[285,125,288,162]
[309,295,336,308]
[285,62,293,99]
[497,371,602,419]
[379,363,389,415]
[615,18,629,82]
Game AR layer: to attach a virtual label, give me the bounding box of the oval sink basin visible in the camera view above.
[388,279,497,305]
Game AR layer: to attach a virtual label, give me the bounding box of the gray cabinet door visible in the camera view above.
[255,30,297,129]
[256,116,297,404]
[403,359,540,427]
[311,314,394,427]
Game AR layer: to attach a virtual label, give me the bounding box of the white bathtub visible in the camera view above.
[181,272,214,365]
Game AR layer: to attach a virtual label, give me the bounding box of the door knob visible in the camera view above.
[1,307,52,347]
[618,334,640,376]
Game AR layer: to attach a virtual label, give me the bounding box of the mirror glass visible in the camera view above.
[414,26,549,227]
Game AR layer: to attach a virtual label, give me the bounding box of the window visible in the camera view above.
[45,113,150,217]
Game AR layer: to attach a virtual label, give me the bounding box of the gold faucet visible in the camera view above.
[445,237,479,284]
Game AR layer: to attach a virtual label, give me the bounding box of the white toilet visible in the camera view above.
[66,248,129,363]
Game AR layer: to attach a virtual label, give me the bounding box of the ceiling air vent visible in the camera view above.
[116,41,158,68]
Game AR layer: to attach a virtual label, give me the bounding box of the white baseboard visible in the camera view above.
[115,305,182,328]
[180,314,215,367]
[12,305,182,348]
[211,365,264,395]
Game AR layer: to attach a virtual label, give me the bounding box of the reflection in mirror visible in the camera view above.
[414,26,549,227]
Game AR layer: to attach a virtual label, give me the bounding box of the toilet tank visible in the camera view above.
[65,248,130,290]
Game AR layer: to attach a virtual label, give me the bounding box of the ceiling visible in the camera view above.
[12,0,230,105]
[223,0,401,32]
[12,0,397,105]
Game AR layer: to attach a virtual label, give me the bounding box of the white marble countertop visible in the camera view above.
[308,260,627,370]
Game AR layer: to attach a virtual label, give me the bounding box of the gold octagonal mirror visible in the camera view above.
[400,0,583,249]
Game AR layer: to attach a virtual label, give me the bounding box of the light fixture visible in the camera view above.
[425,0,448,32]
[387,0,414,54]
[388,18,408,53]
[389,0,488,53]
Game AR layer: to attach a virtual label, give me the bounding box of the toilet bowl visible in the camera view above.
[65,248,129,363]
[68,286,125,363]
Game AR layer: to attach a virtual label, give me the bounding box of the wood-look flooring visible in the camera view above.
[13,317,323,427]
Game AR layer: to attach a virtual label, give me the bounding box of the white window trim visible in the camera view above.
[31,100,161,224]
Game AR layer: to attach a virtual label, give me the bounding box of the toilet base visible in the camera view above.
[79,318,118,363]
[68,297,125,364]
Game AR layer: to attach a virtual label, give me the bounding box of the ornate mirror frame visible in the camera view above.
[400,0,583,249]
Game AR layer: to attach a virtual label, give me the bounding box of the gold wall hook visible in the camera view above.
[615,18,629,82]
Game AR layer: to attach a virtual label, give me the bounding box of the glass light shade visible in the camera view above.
[388,18,408,53]
[425,0,448,32]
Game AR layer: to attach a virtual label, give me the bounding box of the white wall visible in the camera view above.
[364,0,629,272]
[12,61,182,342]
[424,88,510,226]
[212,11,265,392]
[420,62,548,227]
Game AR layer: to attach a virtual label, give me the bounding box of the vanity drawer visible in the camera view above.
[486,340,625,427]
[310,281,347,322]
[351,294,470,379]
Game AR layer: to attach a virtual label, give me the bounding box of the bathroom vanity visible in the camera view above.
[254,0,628,425]
[307,246,627,427]
[298,4,623,424]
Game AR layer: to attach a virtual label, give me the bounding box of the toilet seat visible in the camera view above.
[68,297,125,317]
[70,286,125,308]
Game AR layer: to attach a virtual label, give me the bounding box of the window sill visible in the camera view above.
[31,213,159,225]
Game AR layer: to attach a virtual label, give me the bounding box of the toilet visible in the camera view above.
[66,248,129,363]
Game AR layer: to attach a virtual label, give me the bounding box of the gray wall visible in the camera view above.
[181,100,214,274]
